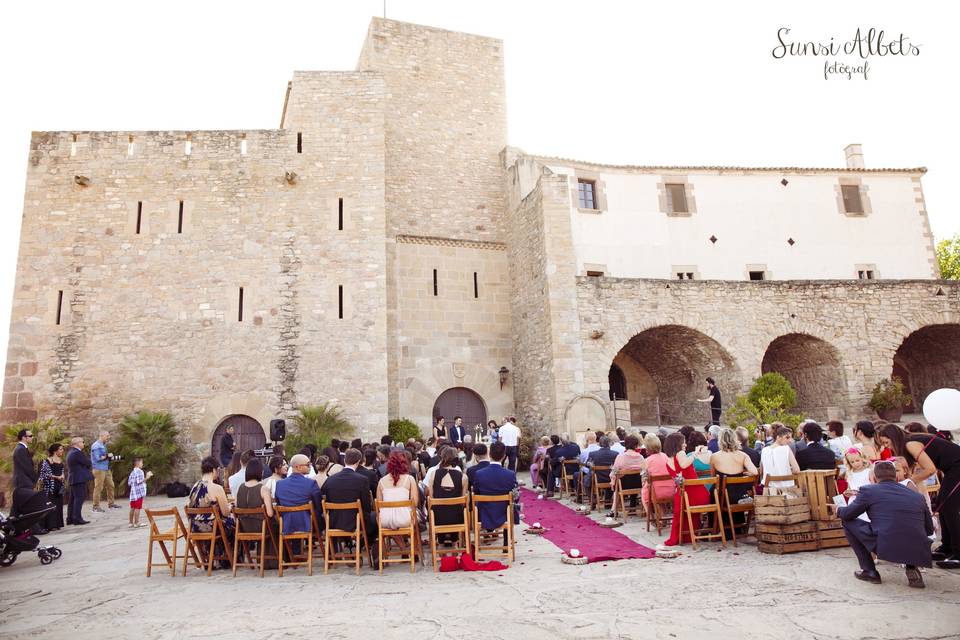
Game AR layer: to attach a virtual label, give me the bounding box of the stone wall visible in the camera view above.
[3,71,389,457]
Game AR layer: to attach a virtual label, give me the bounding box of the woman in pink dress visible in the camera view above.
[529,436,550,488]
[642,434,675,512]
[662,433,711,547]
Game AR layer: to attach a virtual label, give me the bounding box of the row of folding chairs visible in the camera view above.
[144,492,515,578]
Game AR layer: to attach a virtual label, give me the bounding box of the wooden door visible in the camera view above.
[432,387,487,435]
[211,415,267,463]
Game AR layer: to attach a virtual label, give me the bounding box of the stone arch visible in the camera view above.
[210,414,267,464]
[191,391,275,458]
[761,333,847,418]
[608,363,627,401]
[432,387,487,434]
[563,393,610,437]
[399,362,513,437]
[608,324,741,425]
[893,323,960,410]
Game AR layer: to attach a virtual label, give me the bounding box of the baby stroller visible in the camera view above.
[0,489,63,567]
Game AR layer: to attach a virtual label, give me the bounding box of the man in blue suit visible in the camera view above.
[834,460,934,588]
[473,442,518,531]
[66,436,93,525]
[275,454,322,535]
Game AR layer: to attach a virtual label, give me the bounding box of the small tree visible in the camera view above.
[936,234,960,280]
[388,418,422,444]
[868,377,911,414]
[285,403,355,455]
[111,411,184,493]
[727,373,803,444]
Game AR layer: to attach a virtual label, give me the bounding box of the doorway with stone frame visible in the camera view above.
[432,387,487,439]
[210,414,267,464]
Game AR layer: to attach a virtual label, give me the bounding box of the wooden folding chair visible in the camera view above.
[558,459,581,501]
[276,503,314,576]
[427,495,470,573]
[375,499,421,574]
[679,476,726,550]
[471,494,515,563]
[590,465,614,512]
[145,507,191,577]
[645,474,675,536]
[612,470,644,522]
[232,506,276,577]
[720,475,757,547]
[323,499,370,575]
[182,507,231,576]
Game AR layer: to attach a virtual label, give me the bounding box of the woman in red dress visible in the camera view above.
[662,432,711,546]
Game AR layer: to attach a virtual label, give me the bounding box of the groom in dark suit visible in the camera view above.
[834,460,934,588]
[448,416,465,445]
[66,436,93,525]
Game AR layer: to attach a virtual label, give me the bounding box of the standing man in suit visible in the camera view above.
[66,436,93,525]
[796,422,836,471]
[834,460,933,588]
[274,454,322,534]
[219,424,236,468]
[448,416,465,445]
[12,428,37,491]
[320,448,377,549]
[473,442,518,532]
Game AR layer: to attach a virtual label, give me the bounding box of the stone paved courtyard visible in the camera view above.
[2,496,959,640]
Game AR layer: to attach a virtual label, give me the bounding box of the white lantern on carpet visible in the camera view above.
[923,388,960,430]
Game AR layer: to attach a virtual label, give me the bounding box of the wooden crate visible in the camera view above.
[815,518,849,548]
[758,540,820,554]
[754,494,811,524]
[757,521,818,544]
[797,469,839,521]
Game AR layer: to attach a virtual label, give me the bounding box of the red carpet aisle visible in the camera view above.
[518,488,657,562]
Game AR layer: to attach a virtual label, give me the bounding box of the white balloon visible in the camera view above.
[922,388,960,430]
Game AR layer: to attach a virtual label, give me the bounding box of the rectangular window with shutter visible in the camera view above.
[841,184,863,214]
[666,183,688,213]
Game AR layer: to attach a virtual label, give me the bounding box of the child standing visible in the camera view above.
[842,448,873,496]
[128,458,153,528]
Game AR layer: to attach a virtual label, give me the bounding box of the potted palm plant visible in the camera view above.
[868,377,912,422]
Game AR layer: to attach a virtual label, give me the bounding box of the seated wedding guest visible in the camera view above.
[545,434,580,497]
[359,448,381,495]
[706,425,721,453]
[584,436,618,492]
[579,431,599,463]
[759,426,800,490]
[609,435,646,513]
[275,454,322,535]
[661,433,710,548]
[235,458,277,567]
[424,447,467,540]
[678,425,695,442]
[461,436,477,468]
[827,421,853,459]
[842,449,873,496]
[425,437,438,458]
[734,427,761,467]
[711,428,758,515]
[377,450,419,529]
[271,443,285,462]
[336,441,349,465]
[755,423,775,451]
[229,449,256,497]
[350,438,363,451]
[314,455,343,491]
[641,434,675,512]
[286,447,318,479]
[262,456,288,499]
[608,431,625,454]
[224,451,243,492]
[529,437,549,489]
[187,456,235,547]
[473,442,518,531]
[466,443,490,487]
[376,444,392,477]
[834,460,932,588]
[796,422,836,471]
[880,423,960,569]
[685,431,713,485]
[852,420,881,462]
[380,434,394,447]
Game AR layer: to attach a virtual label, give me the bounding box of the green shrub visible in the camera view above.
[388,418,423,444]
[285,403,355,455]
[111,411,184,493]
[0,418,70,475]
[867,377,911,413]
[727,373,803,444]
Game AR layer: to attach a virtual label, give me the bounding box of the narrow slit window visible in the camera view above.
[338,197,344,231]
[296,132,302,153]
[127,135,135,156]
[135,201,142,235]
[238,287,244,322]
[433,269,438,296]
[184,134,192,156]
[473,272,479,299]
[338,285,344,319]
[178,200,184,234]
[70,134,77,157]
[56,290,63,325]
[240,134,247,155]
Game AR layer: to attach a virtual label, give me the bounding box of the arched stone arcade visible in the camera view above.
[761,333,847,418]
[892,324,960,410]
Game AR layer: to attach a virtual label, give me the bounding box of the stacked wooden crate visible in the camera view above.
[756,471,850,554]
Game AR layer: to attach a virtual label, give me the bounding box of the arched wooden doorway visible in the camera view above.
[432,387,487,433]
[211,415,267,463]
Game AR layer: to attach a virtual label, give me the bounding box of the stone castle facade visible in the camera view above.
[4,18,959,463]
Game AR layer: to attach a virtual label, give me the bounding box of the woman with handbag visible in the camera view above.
[39,443,66,530]
[879,424,960,569]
